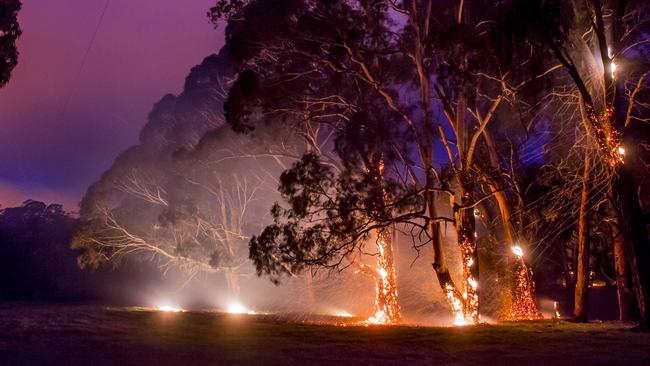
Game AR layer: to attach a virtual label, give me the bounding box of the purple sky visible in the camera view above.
[0,0,224,211]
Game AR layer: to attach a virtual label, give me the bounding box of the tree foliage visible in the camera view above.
[0,0,21,87]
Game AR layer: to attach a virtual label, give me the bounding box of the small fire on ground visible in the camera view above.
[155,304,184,313]
[227,302,256,315]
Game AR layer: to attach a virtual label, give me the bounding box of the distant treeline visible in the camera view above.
[0,200,163,303]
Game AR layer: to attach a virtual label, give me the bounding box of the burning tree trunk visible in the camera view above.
[508,246,543,320]
[454,178,479,324]
[361,227,401,324]
[426,177,465,324]
[364,159,401,324]
[481,129,542,320]
[573,148,591,322]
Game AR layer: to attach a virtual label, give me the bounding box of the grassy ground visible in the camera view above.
[0,304,648,365]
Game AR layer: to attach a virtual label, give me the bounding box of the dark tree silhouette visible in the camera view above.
[0,0,21,87]
[0,201,80,300]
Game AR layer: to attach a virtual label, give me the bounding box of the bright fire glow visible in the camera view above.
[617,146,625,155]
[334,311,354,317]
[554,301,561,319]
[362,227,401,325]
[444,283,468,326]
[367,310,388,324]
[227,302,256,315]
[608,47,617,79]
[156,304,183,313]
[610,61,617,79]
[511,246,524,258]
[453,316,469,326]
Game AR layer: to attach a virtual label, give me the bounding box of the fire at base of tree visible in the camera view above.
[505,247,543,321]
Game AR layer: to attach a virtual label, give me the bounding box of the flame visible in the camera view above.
[363,228,401,325]
[444,283,468,326]
[511,246,524,258]
[553,301,561,319]
[455,235,480,325]
[227,302,256,315]
[359,160,401,326]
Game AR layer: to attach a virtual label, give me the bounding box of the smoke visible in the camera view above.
[71,41,473,325]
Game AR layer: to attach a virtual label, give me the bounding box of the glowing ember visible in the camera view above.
[458,235,479,324]
[156,305,183,313]
[583,104,624,167]
[506,252,543,321]
[511,246,524,258]
[227,302,256,315]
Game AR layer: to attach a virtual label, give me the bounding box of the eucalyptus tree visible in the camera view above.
[213,0,406,322]
[214,0,563,323]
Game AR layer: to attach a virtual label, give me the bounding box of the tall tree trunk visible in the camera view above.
[429,189,465,320]
[370,227,401,323]
[482,130,530,319]
[361,157,402,324]
[586,0,649,327]
[481,130,516,247]
[613,222,638,321]
[573,149,591,322]
[613,164,650,327]
[455,177,479,324]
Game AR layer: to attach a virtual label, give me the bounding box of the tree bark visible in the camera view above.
[612,164,650,327]
[573,149,591,322]
[373,226,401,323]
[613,222,638,321]
[455,177,479,323]
[428,189,465,319]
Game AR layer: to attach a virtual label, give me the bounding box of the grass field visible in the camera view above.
[1,304,648,365]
